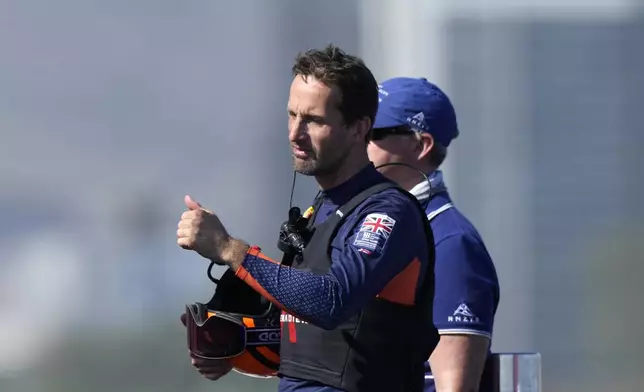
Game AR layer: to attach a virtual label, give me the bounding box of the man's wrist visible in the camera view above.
[218,237,251,272]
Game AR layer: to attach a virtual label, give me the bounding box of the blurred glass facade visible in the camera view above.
[1,1,642,391]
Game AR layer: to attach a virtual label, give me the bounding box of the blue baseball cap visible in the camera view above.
[373,77,459,147]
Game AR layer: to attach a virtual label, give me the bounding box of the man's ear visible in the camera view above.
[351,116,372,143]
[416,132,435,161]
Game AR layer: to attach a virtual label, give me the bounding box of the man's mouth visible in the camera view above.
[292,146,311,159]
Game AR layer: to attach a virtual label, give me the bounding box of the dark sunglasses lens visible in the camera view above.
[186,308,246,359]
[371,127,412,141]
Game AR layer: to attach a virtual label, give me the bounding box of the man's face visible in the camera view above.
[367,128,420,180]
[287,75,352,176]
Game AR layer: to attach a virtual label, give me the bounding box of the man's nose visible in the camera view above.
[288,118,306,142]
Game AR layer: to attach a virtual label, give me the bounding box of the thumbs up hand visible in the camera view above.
[177,195,231,264]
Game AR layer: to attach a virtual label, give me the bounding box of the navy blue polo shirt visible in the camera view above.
[410,182,499,392]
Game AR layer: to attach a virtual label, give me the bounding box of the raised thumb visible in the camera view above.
[184,194,202,210]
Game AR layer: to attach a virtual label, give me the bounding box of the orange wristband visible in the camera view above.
[247,245,262,257]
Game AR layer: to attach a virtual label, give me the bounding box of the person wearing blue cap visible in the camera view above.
[367,77,500,392]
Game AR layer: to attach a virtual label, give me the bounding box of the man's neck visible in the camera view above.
[397,175,423,192]
[315,153,371,190]
[388,163,436,191]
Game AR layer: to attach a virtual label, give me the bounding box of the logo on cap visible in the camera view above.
[377,85,389,103]
[407,112,427,131]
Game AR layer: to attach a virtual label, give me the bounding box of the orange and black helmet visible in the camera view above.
[185,269,280,378]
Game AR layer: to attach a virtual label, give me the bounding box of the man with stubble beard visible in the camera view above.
[177,45,439,392]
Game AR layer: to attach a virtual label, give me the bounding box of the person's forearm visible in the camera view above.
[227,242,347,329]
[429,335,489,392]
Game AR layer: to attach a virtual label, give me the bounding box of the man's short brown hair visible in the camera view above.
[292,44,379,129]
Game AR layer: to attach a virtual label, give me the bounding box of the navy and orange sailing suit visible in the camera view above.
[235,163,439,392]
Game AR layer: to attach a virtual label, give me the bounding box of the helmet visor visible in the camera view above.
[185,303,246,359]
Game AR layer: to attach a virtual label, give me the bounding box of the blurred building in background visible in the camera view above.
[1,0,642,391]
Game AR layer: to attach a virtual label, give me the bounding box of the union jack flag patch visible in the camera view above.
[352,213,397,255]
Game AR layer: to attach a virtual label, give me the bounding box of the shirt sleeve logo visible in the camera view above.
[448,302,480,323]
[352,213,397,255]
